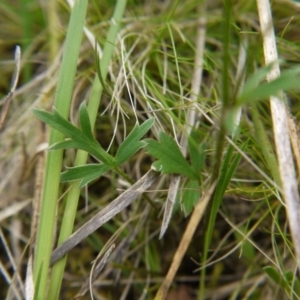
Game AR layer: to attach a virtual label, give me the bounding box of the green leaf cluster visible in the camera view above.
[144,132,199,180]
[144,128,206,215]
[34,102,207,211]
[33,103,154,187]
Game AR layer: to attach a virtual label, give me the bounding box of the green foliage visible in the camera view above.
[11,1,299,298]
[146,242,161,274]
[33,104,114,165]
[234,225,255,261]
[181,180,201,216]
[264,266,300,298]
[181,131,206,215]
[34,102,205,189]
[237,65,300,105]
[47,1,129,298]
[251,103,281,186]
[188,129,206,175]
[145,132,198,180]
[32,1,89,298]
[225,65,300,134]
[35,101,208,218]
[60,164,110,188]
[33,103,154,187]
[115,118,154,165]
[94,42,110,96]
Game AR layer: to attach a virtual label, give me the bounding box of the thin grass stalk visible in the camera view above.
[33,1,88,299]
[48,1,127,298]
[256,0,300,267]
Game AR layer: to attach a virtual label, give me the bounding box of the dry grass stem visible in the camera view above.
[288,114,300,180]
[154,180,217,300]
[257,0,300,267]
[50,170,159,265]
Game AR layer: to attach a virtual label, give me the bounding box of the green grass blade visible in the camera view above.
[33,1,88,299]
[48,1,127,298]
[238,63,273,99]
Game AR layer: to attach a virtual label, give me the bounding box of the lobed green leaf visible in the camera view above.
[61,164,110,188]
[33,108,83,140]
[33,107,114,165]
[115,118,154,165]
[145,132,198,180]
[79,102,94,140]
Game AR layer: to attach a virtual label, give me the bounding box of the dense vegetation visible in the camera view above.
[1,0,300,299]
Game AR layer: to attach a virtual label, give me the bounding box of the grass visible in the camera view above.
[33,2,88,299]
[1,0,300,299]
